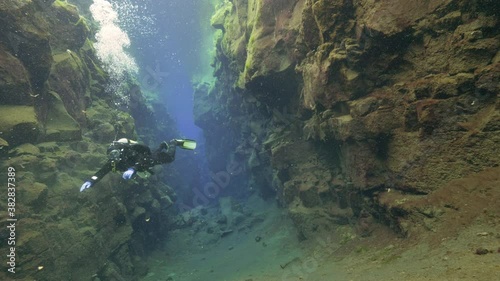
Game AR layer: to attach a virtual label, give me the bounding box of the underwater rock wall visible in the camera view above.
[0,1,177,280]
[200,0,500,239]
[1,0,98,145]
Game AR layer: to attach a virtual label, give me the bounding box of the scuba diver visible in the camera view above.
[80,138,196,192]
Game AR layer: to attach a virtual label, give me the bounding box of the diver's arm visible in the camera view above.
[88,161,113,186]
[80,161,113,192]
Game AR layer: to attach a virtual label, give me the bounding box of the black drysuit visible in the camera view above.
[86,141,176,186]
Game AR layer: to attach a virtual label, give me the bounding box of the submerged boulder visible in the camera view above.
[0,105,40,146]
[0,0,96,146]
[0,45,34,104]
[9,143,40,156]
[49,0,90,53]
[48,51,90,125]
[23,182,49,211]
[42,91,81,142]
[0,0,53,92]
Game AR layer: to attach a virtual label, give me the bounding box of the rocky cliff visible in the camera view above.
[0,1,179,280]
[198,0,500,240]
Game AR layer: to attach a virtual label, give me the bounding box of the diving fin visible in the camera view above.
[174,139,197,150]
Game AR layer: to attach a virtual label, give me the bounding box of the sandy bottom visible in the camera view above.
[142,197,500,281]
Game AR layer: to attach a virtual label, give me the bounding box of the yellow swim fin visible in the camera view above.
[174,139,197,150]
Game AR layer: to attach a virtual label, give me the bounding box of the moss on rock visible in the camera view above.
[9,143,40,156]
[236,0,303,87]
[42,91,81,142]
[0,45,34,104]
[211,1,232,30]
[80,38,109,91]
[0,105,40,146]
[0,0,52,92]
[49,0,90,52]
[48,51,90,124]
[22,182,49,211]
[85,99,137,143]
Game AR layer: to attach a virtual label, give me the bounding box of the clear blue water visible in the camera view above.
[108,0,213,138]
[112,0,214,187]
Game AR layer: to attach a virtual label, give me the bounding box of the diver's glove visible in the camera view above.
[80,181,92,192]
[122,168,136,180]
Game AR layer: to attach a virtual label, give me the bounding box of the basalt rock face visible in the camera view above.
[0,0,94,144]
[0,1,175,280]
[200,0,500,239]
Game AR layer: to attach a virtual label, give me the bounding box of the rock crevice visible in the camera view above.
[198,0,500,240]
